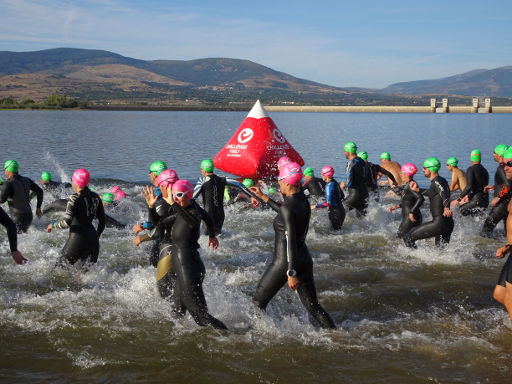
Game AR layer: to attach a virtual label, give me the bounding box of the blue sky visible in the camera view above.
[1,0,511,88]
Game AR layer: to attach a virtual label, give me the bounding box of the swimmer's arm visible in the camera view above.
[409,189,425,213]
[96,199,106,237]
[376,165,397,185]
[265,197,282,212]
[192,177,205,199]
[280,205,298,273]
[0,181,12,204]
[198,205,216,238]
[53,194,77,229]
[29,179,44,209]
[0,207,17,252]
[146,215,176,241]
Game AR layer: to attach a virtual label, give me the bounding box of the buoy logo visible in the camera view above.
[273,128,286,144]
[238,128,254,143]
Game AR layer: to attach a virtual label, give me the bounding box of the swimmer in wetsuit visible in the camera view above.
[250,162,336,329]
[135,169,179,301]
[482,145,511,237]
[40,171,72,192]
[133,161,169,267]
[452,149,489,216]
[493,147,512,327]
[100,192,127,229]
[403,157,454,248]
[0,206,27,264]
[47,169,105,266]
[358,151,398,201]
[139,179,226,330]
[1,160,43,233]
[311,166,345,230]
[302,167,325,198]
[389,163,424,238]
[193,159,245,235]
[340,142,369,217]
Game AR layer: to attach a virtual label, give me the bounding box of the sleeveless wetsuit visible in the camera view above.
[53,187,105,265]
[194,174,227,235]
[458,163,489,216]
[0,174,43,233]
[396,181,424,238]
[344,157,369,216]
[404,175,454,247]
[482,165,511,236]
[253,191,336,329]
[303,177,326,198]
[146,201,227,329]
[0,206,18,252]
[315,179,346,230]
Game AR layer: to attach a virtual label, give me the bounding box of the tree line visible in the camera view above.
[0,94,89,109]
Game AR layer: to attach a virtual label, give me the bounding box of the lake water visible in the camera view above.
[1,110,511,383]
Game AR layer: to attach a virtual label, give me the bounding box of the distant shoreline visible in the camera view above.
[2,104,512,113]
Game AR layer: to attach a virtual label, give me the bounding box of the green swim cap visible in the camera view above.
[150,161,167,176]
[344,141,357,153]
[357,151,368,161]
[380,152,391,160]
[303,167,314,177]
[201,159,214,173]
[102,192,115,205]
[503,147,512,160]
[41,171,52,182]
[446,157,458,167]
[494,144,508,157]
[268,187,276,194]
[470,149,481,162]
[4,160,18,173]
[423,157,441,172]
[242,179,254,188]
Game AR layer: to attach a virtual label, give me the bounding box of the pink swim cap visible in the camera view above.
[157,169,179,188]
[110,186,127,200]
[321,165,335,179]
[72,168,90,187]
[172,179,194,199]
[277,156,291,170]
[401,163,418,177]
[278,162,303,186]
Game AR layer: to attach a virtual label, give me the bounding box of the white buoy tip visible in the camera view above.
[247,100,269,119]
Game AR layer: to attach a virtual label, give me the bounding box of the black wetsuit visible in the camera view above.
[458,163,489,216]
[481,165,512,236]
[0,206,18,252]
[367,162,397,201]
[253,191,336,329]
[145,199,176,299]
[0,174,43,233]
[404,176,454,247]
[396,181,424,238]
[316,179,346,230]
[303,177,325,198]
[146,201,227,330]
[344,157,369,216]
[194,174,226,235]
[497,252,512,287]
[44,198,125,229]
[53,187,105,265]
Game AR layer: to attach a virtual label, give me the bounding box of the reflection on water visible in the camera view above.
[1,111,512,383]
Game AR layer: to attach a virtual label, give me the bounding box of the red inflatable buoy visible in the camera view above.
[213,100,304,179]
